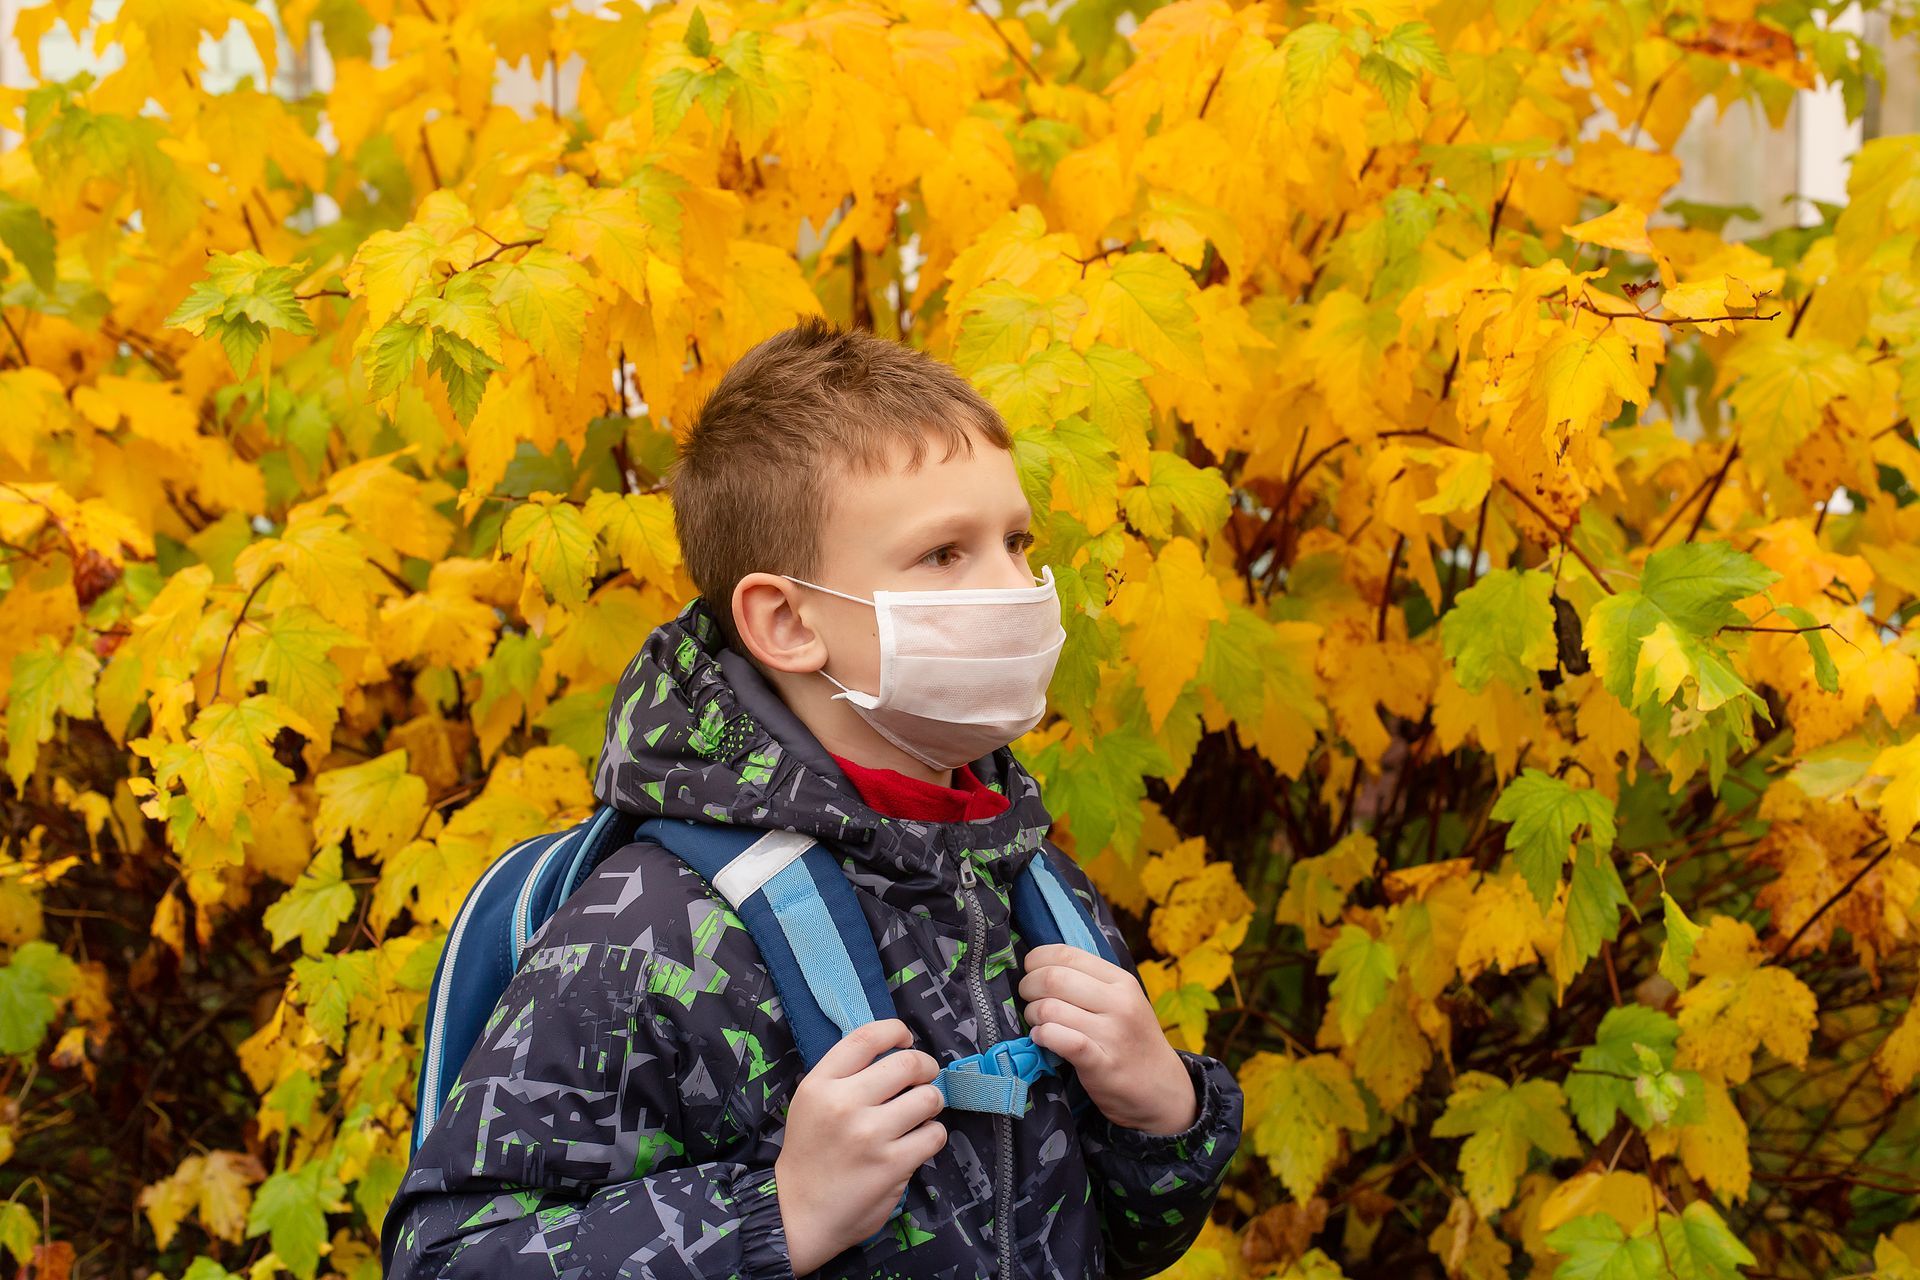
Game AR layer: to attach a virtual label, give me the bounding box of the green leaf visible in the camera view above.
[1028,415,1119,527]
[1774,602,1838,693]
[290,950,378,1052]
[1559,840,1630,976]
[975,341,1089,432]
[1378,21,1450,78]
[1020,723,1171,861]
[164,250,317,376]
[1431,1071,1581,1214]
[0,940,78,1057]
[1657,1202,1757,1279]
[1441,568,1558,693]
[1080,342,1154,467]
[0,1201,37,1268]
[263,843,358,956]
[365,320,433,398]
[0,192,58,292]
[1282,23,1348,107]
[428,329,502,424]
[1547,1212,1661,1280]
[685,4,712,56]
[1123,451,1232,542]
[1586,541,1779,709]
[1489,768,1617,911]
[1318,924,1398,1041]
[1358,52,1419,118]
[1564,1006,1703,1141]
[1659,890,1701,991]
[247,1160,343,1280]
[7,634,100,792]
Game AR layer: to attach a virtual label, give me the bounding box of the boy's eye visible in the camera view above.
[923,544,961,568]
[1007,531,1036,555]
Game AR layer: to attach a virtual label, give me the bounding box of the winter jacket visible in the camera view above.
[380,596,1244,1279]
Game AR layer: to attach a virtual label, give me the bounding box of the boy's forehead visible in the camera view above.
[819,425,1026,535]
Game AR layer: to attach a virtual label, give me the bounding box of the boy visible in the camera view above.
[381,317,1244,1279]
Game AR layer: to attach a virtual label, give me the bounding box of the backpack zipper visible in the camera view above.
[958,854,1014,1280]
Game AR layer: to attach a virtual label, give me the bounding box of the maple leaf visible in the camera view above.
[1431,1072,1581,1215]
[1675,916,1818,1084]
[1489,769,1618,911]
[1564,1006,1704,1142]
[1241,1051,1369,1202]
[1442,568,1558,694]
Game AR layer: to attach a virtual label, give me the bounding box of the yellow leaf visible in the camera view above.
[585,491,683,587]
[1108,536,1228,728]
[1536,1170,1656,1235]
[502,492,601,610]
[1676,1078,1752,1201]
[314,749,430,864]
[1872,736,1920,846]
[1877,995,1920,1097]
[1241,1051,1369,1202]
[1561,203,1677,289]
[1676,915,1818,1084]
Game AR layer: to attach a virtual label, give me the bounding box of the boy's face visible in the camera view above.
[728,420,1046,779]
[797,425,1039,698]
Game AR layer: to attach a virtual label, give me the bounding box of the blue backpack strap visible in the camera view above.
[637,816,915,1242]
[1003,842,1118,1125]
[636,816,898,1072]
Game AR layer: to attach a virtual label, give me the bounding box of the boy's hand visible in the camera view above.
[774,1018,948,1273]
[1017,943,1199,1136]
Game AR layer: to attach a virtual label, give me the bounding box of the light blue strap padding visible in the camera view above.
[1028,855,1105,958]
[760,858,891,1037]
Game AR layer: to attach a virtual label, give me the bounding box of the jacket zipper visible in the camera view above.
[958,854,1014,1280]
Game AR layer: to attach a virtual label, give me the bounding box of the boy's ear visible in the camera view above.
[731,573,829,674]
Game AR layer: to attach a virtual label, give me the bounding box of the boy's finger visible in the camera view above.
[1017,962,1122,1015]
[817,1017,911,1078]
[1023,943,1125,985]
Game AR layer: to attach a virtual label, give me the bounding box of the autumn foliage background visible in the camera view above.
[3,0,1920,1275]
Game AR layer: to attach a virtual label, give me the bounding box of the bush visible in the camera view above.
[1,0,1918,1276]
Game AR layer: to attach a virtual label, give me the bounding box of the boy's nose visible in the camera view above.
[969,555,1040,592]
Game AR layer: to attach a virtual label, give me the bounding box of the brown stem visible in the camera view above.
[1683,443,1740,542]
[1495,479,1617,594]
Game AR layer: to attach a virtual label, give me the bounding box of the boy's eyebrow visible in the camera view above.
[893,504,1033,547]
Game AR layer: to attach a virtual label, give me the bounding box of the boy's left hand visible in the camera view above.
[1017,943,1198,1136]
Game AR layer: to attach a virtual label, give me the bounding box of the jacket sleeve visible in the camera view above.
[1038,844,1246,1280]
[380,938,798,1280]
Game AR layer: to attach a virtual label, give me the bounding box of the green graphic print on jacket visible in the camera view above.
[381,595,1244,1279]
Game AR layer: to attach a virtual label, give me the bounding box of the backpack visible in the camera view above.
[396,800,1118,1241]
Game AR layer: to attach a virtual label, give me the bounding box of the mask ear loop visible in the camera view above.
[783,575,882,704]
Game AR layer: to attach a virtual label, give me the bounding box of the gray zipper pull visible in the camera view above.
[958,855,976,888]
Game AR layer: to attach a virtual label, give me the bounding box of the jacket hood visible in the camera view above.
[591,595,1055,887]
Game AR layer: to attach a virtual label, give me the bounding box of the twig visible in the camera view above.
[1683,444,1740,542]
[210,565,280,701]
[1778,838,1891,956]
[1495,479,1617,594]
[966,0,1040,80]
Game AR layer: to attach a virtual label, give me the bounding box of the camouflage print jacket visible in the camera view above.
[380,597,1244,1279]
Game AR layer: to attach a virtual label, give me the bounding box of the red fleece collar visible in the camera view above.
[829,753,1013,823]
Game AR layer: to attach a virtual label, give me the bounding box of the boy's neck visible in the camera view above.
[759,661,956,786]
[831,744,953,789]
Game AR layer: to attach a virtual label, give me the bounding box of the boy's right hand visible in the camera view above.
[773,1018,947,1275]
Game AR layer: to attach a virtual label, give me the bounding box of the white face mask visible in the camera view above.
[781,564,1068,771]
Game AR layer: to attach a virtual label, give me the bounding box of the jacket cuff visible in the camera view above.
[735,1168,801,1280]
[1091,1049,1242,1168]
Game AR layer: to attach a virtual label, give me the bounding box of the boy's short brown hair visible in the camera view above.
[669,316,1014,653]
